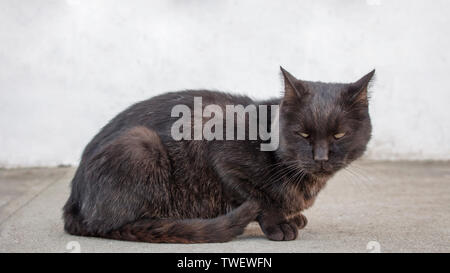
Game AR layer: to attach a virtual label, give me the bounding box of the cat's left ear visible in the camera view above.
[345,69,375,105]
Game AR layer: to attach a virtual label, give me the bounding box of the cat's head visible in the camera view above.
[277,67,374,177]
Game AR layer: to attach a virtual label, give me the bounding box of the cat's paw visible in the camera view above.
[261,220,298,241]
[291,213,308,230]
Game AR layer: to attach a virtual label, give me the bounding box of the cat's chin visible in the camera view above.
[311,170,335,179]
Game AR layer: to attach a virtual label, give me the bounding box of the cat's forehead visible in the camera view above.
[302,81,348,109]
[303,81,348,97]
[297,81,348,126]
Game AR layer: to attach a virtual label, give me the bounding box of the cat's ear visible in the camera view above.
[345,69,375,105]
[280,66,308,101]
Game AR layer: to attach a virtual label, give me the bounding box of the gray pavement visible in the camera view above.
[0,161,449,253]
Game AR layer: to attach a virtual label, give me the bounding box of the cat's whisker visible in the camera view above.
[262,160,309,192]
[347,163,377,180]
[263,163,294,185]
[269,163,300,187]
[345,165,374,187]
[341,167,373,191]
[263,160,301,181]
[278,166,307,196]
[340,168,364,189]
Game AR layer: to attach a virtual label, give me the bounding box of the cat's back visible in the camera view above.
[81,90,254,159]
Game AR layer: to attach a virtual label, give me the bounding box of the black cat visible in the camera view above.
[63,67,374,243]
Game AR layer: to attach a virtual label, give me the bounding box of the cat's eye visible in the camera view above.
[298,132,310,138]
[334,132,346,139]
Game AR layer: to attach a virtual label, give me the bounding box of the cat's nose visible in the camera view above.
[314,154,329,162]
[313,142,329,161]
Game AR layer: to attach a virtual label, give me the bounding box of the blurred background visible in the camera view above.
[1,0,449,167]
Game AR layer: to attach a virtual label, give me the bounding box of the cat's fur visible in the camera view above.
[63,67,375,243]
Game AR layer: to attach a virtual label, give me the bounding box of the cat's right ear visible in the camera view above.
[280,66,307,101]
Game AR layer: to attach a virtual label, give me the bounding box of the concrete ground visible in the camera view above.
[0,161,449,253]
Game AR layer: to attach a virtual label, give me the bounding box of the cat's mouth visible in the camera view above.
[309,162,338,177]
[311,170,334,178]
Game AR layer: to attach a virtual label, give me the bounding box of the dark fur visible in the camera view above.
[63,67,374,243]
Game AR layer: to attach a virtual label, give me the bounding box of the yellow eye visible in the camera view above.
[334,132,346,139]
[299,132,309,138]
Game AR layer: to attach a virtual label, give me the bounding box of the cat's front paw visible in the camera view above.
[260,220,298,241]
[291,213,308,230]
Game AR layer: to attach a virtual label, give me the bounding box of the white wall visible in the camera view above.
[1,0,449,167]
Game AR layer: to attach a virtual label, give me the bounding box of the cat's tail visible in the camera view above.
[68,200,260,244]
